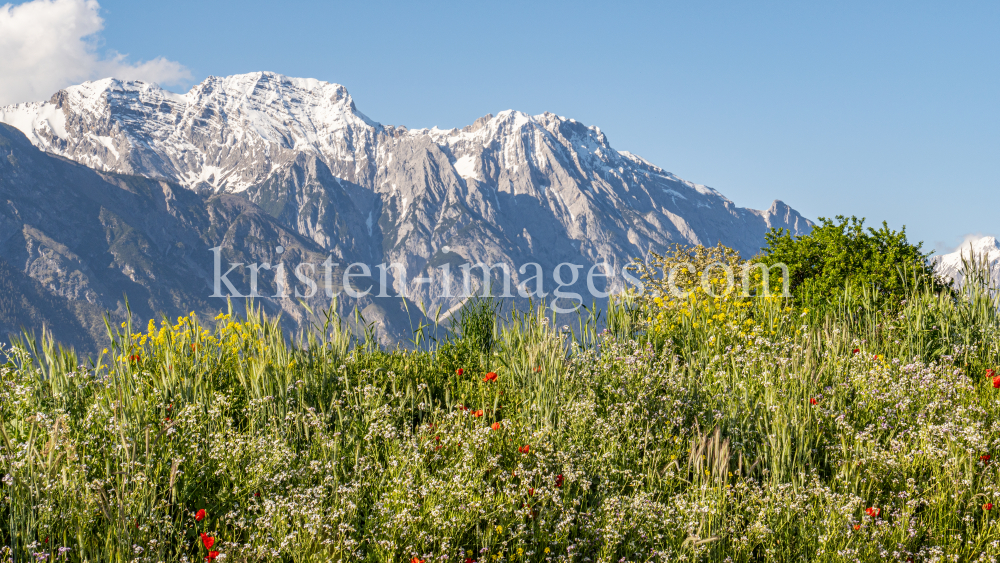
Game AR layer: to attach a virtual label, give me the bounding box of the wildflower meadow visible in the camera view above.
[3,232,1000,561]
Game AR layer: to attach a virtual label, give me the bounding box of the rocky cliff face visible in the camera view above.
[0,72,812,348]
[0,122,420,353]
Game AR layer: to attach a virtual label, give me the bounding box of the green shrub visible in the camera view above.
[759,215,943,310]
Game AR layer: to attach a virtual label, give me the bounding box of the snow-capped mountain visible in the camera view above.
[0,72,812,347]
[935,236,1000,288]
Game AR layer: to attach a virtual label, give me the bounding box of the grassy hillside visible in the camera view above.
[2,244,1000,562]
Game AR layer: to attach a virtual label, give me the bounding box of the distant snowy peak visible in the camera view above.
[402,108,731,210]
[185,71,379,134]
[935,236,1000,287]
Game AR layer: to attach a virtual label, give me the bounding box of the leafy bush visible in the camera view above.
[759,215,943,310]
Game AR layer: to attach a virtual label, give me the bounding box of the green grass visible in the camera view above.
[3,257,1000,562]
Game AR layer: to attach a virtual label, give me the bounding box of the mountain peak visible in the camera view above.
[935,235,1000,287]
[195,72,350,102]
[187,71,377,127]
[0,71,385,190]
[946,235,1000,257]
[969,235,999,251]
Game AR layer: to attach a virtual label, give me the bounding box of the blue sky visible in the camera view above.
[13,0,1000,252]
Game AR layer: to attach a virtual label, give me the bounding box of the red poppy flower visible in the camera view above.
[518,444,530,454]
[411,558,425,563]
[465,559,475,563]
[473,409,484,418]
[853,524,861,531]
[528,488,534,496]
[456,368,464,376]
[852,348,860,355]
[205,551,219,562]
[201,533,214,550]
[865,507,880,518]
[491,422,501,431]
[534,366,542,372]
[195,509,206,521]
[483,372,497,382]
[556,474,564,487]
[809,398,818,405]
[985,502,994,511]
[982,454,992,463]
[993,375,1000,389]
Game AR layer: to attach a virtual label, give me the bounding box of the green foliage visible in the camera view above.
[760,215,942,310]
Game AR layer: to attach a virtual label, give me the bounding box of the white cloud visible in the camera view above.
[934,232,998,255]
[951,233,997,253]
[0,0,191,105]
[934,233,983,254]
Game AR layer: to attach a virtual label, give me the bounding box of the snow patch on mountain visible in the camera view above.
[453,154,480,181]
[935,235,1000,288]
[0,101,67,143]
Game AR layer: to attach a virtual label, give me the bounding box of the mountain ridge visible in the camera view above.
[0,72,813,349]
[0,72,810,253]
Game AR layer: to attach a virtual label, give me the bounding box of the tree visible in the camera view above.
[759,215,940,308]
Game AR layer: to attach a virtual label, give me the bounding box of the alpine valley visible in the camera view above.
[0,72,812,352]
